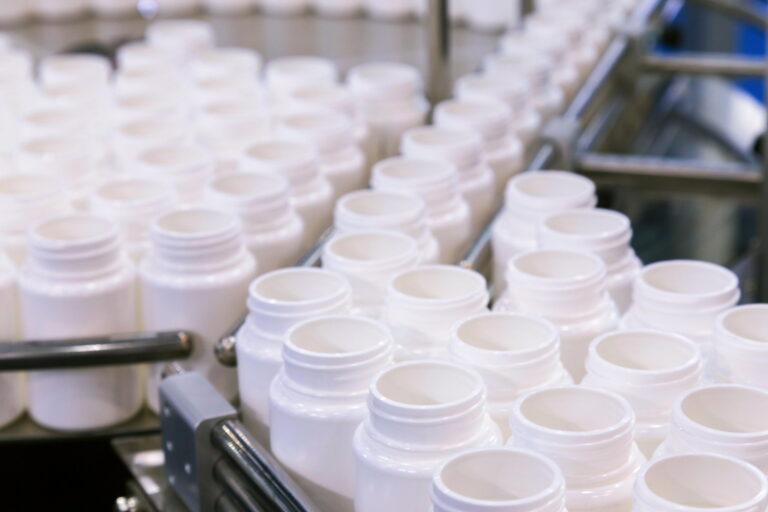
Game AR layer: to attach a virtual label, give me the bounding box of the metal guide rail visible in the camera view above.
[0,0,765,508]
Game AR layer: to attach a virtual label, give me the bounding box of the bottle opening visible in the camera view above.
[289,316,388,355]
[721,306,768,343]
[456,313,554,352]
[407,127,471,147]
[438,449,559,502]
[544,209,628,237]
[339,191,421,218]
[594,331,697,372]
[513,250,602,280]
[34,215,114,243]
[519,387,627,432]
[119,118,179,138]
[327,232,415,262]
[641,261,737,296]
[350,62,419,90]
[253,269,347,304]
[22,137,75,156]
[155,209,236,237]
[391,266,484,301]
[680,386,768,434]
[513,171,595,199]
[267,56,336,79]
[210,172,287,198]
[643,455,765,508]
[374,362,480,407]
[245,141,314,162]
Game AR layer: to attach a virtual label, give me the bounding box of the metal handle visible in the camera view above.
[0,331,192,371]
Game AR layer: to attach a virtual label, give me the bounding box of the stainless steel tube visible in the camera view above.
[644,53,767,77]
[0,331,192,371]
[426,0,451,106]
[212,420,322,512]
[215,459,273,512]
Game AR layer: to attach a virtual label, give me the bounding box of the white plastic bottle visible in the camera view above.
[454,73,540,148]
[39,54,111,91]
[539,208,642,314]
[0,172,71,266]
[384,265,488,361]
[714,305,768,388]
[433,98,524,204]
[204,172,305,274]
[0,255,23,429]
[354,360,502,512]
[19,214,141,431]
[145,19,215,65]
[322,230,419,318]
[363,0,411,19]
[347,62,428,161]
[634,454,768,512]
[90,178,176,262]
[334,190,440,265]
[401,126,496,236]
[449,312,572,440]
[622,260,740,352]
[134,144,215,204]
[509,386,645,512]
[492,170,597,295]
[277,110,366,199]
[190,47,262,84]
[656,385,768,475]
[239,140,334,248]
[371,157,471,264]
[265,56,338,104]
[582,330,703,458]
[270,315,393,512]
[237,268,352,445]
[495,249,619,381]
[141,208,257,411]
[431,448,567,512]
[463,0,521,32]
[113,117,190,172]
[311,0,360,17]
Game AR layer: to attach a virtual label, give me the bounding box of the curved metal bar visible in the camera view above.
[0,331,192,371]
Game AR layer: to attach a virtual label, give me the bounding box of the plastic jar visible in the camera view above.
[90,0,139,16]
[265,56,338,103]
[146,20,215,65]
[634,454,768,512]
[347,62,428,161]
[261,0,308,14]
[354,361,502,512]
[201,0,255,13]
[509,386,644,511]
[334,190,440,264]
[134,144,215,204]
[492,170,597,295]
[16,137,104,210]
[431,447,567,512]
[434,98,524,204]
[454,73,540,148]
[714,305,768,388]
[656,385,768,475]
[363,0,411,19]
[0,172,71,266]
[311,0,361,17]
[384,265,488,361]
[194,99,271,174]
[463,0,521,32]
[539,208,642,314]
[622,260,740,351]
[141,208,256,411]
[582,330,703,458]
[89,178,176,262]
[449,312,572,440]
[204,171,305,273]
[322,230,419,318]
[277,110,366,199]
[115,42,178,75]
[270,315,393,512]
[371,157,471,264]
[496,249,619,381]
[39,54,111,90]
[239,140,334,247]
[34,0,88,20]
[19,214,141,431]
[19,106,100,149]
[401,126,496,236]
[190,46,261,82]
[237,268,352,445]
[0,256,23,429]
[112,88,190,128]
[113,117,190,172]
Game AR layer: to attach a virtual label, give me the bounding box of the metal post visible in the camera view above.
[426,0,451,107]
[759,37,768,301]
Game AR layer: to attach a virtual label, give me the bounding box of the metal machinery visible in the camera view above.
[0,0,765,510]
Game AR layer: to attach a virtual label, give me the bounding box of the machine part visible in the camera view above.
[689,0,767,26]
[214,335,238,368]
[644,53,767,77]
[0,331,192,371]
[426,0,451,107]
[159,372,238,512]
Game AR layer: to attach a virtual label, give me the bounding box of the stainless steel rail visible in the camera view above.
[644,53,767,77]
[0,331,192,371]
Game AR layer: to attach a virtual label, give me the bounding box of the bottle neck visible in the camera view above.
[503,171,596,224]
[25,214,125,280]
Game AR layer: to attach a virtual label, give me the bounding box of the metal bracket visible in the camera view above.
[159,372,238,512]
